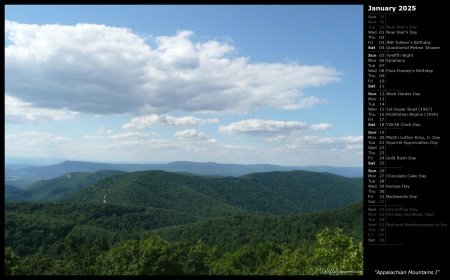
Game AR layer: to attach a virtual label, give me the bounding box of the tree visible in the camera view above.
[182,239,213,275]
[97,239,141,275]
[5,247,21,275]
[17,254,54,275]
[309,227,363,275]
[260,248,310,275]
[138,235,186,275]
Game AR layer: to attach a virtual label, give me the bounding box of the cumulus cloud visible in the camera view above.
[97,127,112,134]
[175,129,218,144]
[82,131,173,155]
[84,131,160,140]
[22,131,72,143]
[5,131,78,159]
[103,138,173,150]
[5,20,341,118]
[309,123,334,131]
[5,131,74,156]
[122,114,219,130]
[219,119,333,139]
[5,95,78,123]
[302,135,362,144]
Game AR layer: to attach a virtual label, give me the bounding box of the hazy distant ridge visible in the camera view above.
[5,160,363,183]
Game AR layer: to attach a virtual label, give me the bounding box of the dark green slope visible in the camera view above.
[242,170,363,212]
[58,170,255,219]
[5,170,127,202]
[148,202,363,253]
[5,184,23,194]
[59,170,362,218]
[5,201,363,259]
[188,170,363,215]
[4,170,364,270]
[5,202,199,256]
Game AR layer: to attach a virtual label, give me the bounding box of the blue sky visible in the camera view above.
[5,4,363,166]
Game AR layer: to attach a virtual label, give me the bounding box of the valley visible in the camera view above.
[5,165,363,275]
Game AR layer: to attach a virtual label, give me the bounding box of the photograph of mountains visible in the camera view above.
[5,4,363,276]
[5,159,363,275]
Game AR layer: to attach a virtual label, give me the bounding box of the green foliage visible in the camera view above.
[98,239,141,275]
[6,227,362,275]
[309,227,363,275]
[260,248,310,275]
[5,200,362,262]
[183,239,215,275]
[17,254,55,275]
[97,236,213,275]
[150,202,363,253]
[216,242,284,275]
[4,201,200,257]
[231,170,363,214]
[5,247,21,275]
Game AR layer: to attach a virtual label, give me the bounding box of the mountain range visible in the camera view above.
[7,169,362,217]
[5,160,363,189]
[5,167,364,275]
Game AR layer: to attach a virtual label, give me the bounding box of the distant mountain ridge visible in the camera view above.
[58,170,363,217]
[5,160,363,188]
[6,170,127,202]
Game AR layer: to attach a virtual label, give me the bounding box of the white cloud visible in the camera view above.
[279,96,324,110]
[175,129,218,144]
[97,127,112,134]
[301,135,363,144]
[5,95,78,123]
[173,129,218,153]
[84,131,160,140]
[104,139,173,150]
[122,114,219,130]
[5,21,341,118]
[5,131,75,158]
[309,123,334,131]
[83,131,175,155]
[223,144,257,150]
[219,119,333,139]
[20,131,72,143]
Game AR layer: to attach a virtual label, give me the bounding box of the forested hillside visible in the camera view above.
[5,170,363,275]
[58,170,362,216]
[5,202,363,275]
[149,202,363,253]
[6,170,126,202]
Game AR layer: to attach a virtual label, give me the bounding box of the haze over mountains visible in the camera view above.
[5,159,363,189]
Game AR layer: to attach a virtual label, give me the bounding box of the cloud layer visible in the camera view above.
[219,119,333,141]
[5,95,78,123]
[122,114,219,130]
[5,20,341,118]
